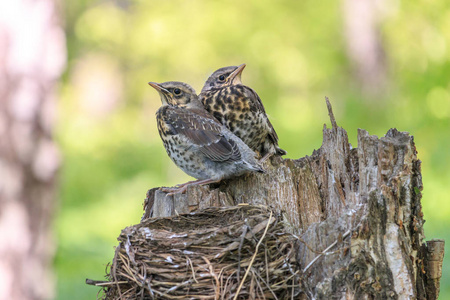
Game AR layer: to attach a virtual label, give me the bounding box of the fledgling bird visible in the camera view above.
[149,81,264,195]
[199,64,286,162]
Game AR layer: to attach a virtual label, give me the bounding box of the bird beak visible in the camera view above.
[228,63,246,85]
[148,82,171,105]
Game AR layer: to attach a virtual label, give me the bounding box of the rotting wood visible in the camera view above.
[92,100,444,299]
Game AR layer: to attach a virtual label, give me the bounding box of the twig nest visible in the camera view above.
[102,205,300,299]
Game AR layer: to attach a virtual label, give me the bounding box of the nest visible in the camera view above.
[99,205,300,299]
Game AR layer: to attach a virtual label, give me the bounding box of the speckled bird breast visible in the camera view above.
[156,107,209,180]
[201,86,269,153]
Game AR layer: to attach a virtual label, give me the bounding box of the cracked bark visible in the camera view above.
[140,100,443,299]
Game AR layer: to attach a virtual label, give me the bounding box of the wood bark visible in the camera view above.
[0,1,65,299]
[140,100,444,299]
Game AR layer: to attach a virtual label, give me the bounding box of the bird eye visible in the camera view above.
[173,88,181,95]
[218,75,226,81]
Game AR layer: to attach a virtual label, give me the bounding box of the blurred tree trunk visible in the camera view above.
[0,1,65,299]
[342,0,388,96]
[140,101,444,299]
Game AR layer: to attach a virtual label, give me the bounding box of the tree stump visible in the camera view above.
[94,100,444,299]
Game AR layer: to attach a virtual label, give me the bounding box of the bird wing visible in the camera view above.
[246,87,280,144]
[163,106,241,162]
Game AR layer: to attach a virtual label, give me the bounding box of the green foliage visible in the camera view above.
[57,0,450,298]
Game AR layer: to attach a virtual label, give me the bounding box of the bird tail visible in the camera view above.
[245,160,266,174]
[256,165,266,173]
[276,146,287,156]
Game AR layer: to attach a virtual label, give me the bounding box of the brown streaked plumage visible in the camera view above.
[149,81,264,195]
[199,64,286,162]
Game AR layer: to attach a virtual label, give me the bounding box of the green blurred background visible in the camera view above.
[56,0,450,298]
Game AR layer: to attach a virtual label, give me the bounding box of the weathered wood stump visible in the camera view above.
[95,101,444,299]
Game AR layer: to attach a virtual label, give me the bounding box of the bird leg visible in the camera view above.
[160,179,204,193]
[161,179,221,196]
[259,152,273,164]
[172,180,201,189]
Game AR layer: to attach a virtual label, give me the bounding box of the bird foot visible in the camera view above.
[160,179,221,196]
[160,185,189,196]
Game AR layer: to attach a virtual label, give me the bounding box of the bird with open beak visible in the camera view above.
[199,64,286,162]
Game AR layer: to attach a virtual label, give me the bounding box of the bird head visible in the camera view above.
[148,81,200,109]
[201,63,246,93]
